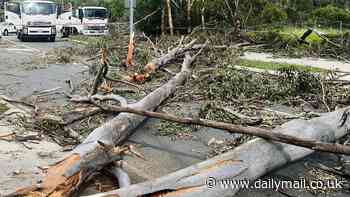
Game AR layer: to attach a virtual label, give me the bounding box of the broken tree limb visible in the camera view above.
[71,94,128,107]
[134,8,161,26]
[10,43,207,197]
[107,164,131,188]
[90,48,109,96]
[85,108,350,197]
[104,75,141,90]
[144,39,198,73]
[92,102,350,155]
[125,32,135,67]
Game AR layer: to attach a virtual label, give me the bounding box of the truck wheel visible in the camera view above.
[22,36,27,42]
[49,36,56,42]
[18,34,23,41]
[3,30,8,36]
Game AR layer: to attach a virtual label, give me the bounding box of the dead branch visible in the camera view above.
[104,76,141,90]
[106,164,131,188]
[144,39,198,73]
[134,8,161,26]
[124,32,135,67]
[70,94,128,107]
[62,107,102,126]
[1,96,37,110]
[90,49,109,96]
[92,103,350,155]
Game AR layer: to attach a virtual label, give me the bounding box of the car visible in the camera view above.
[0,22,16,36]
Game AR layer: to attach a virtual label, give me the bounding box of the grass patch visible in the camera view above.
[0,103,9,114]
[238,59,326,73]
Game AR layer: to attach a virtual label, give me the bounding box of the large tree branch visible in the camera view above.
[85,108,350,197]
[144,39,198,73]
[92,103,350,155]
[8,43,207,197]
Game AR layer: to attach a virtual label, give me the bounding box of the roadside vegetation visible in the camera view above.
[237,59,326,72]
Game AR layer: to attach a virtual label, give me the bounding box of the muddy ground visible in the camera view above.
[0,35,349,197]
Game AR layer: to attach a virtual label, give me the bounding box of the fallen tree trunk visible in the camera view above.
[144,39,198,73]
[107,165,131,188]
[91,104,350,155]
[10,46,206,197]
[85,108,350,197]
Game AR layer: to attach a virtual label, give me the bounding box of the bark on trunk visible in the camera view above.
[144,39,198,73]
[161,6,166,36]
[10,49,205,197]
[201,0,205,30]
[87,104,350,155]
[187,0,192,33]
[84,108,350,197]
[125,32,135,67]
[166,0,174,36]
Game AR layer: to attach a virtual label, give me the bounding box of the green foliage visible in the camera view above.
[312,5,350,23]
[62,0,350,33]
[205,65,323,102]
[99,0,125,20]
[261,3,287,23]
[135,0,162,35]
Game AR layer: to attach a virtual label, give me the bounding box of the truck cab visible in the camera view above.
[5,0,57,42]
[59,6,109,36]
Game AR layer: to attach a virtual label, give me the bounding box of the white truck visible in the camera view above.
[58,6,109,36]
[5,0,57,42]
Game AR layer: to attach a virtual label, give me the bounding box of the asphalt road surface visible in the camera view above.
[0,35,87,98]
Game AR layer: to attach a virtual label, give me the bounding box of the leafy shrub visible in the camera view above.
[261,3,288,23]
[312,5,350,23]
[205,65,322,102]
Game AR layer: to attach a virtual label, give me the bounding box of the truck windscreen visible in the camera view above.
[84,9,107,19]
[22,2,56,15]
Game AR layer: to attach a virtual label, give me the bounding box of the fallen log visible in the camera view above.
[107,165,131,188]
[9,44,207,197]
[144,38,198,73]
[91,103,350,155]
[85,108,350,197]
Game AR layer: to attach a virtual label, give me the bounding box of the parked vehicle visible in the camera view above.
[58,6,109,36]
[0,22,17,36]
[5,0,57,42]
